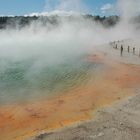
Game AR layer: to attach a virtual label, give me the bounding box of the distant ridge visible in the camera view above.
[0,15,120,29]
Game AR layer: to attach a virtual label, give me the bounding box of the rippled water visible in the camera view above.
[0,55,99,105]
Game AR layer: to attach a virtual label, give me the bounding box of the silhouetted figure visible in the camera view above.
[133,47,135,54]
[115,44,118,49]
[128,46,130,53]
[121,45,123,56]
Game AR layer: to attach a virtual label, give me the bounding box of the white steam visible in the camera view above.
[0,0,140,65]
[0,0,140,104]
[118,0,140,20]
[45,0,87,13]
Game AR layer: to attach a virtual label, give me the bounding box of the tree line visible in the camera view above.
[0,15,122,29]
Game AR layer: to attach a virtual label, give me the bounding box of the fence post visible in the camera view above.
[121,45,123,56]
[133,47,135,55]
[128,46,130,53]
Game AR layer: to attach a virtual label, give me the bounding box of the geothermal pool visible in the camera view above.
[0,55,99,105]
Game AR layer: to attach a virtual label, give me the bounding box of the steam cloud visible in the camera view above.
[45,0,87,13]
[0,0,140,68]
[118,0,140,20]
[0,0,140,104]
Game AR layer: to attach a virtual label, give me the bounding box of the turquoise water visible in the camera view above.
[0,55,98,105]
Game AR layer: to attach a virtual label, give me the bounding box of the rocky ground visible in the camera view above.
[34,89,140,140]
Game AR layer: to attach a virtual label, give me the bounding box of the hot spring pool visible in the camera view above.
[0,55,100,105]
